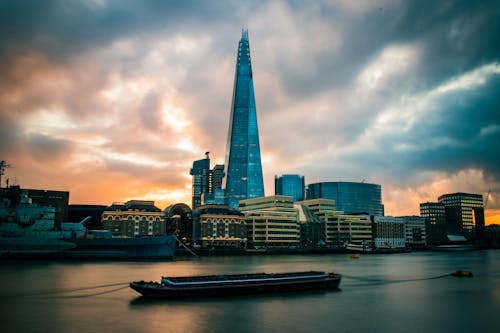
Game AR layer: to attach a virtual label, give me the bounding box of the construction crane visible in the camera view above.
[484,189,491,209]
[0,160,12,188]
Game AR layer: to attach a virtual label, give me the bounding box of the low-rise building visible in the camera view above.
[239,196,300,249]
[373,216,405,249]
[101,200,165,237]
[192,204,246,248]
[401,216,427,248]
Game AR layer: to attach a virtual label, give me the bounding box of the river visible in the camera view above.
[1,250,499,332]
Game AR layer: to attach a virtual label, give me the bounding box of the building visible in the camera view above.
[438,192,485,240]
[239,196,300,249]
[192,205,246,249]
[306,181,384,216]
[190,152,225,209]
[420,202,447,244]
[295,203,325,247]
[372,216,405,250]
[298,199,372,250]
[275,174,305,201]
[401,216,427,248]
[101,200,165,237]
[0,185,69,229]
[223,30,265,209]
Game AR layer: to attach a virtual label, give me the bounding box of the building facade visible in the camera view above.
[420,202,447,243]
[372,216,405,249]
[223,30,265,209]
[275,174,305,201]
[298,199,372,250]
[239,196,300,249]
[190,153,224,209]
[438,192,485,240]
[306,181,384,216]
[401,216,427,248]
[192,205,246,249]
[295,203,325,247]
[101,200,165,237]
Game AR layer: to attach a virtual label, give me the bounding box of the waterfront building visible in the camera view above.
[401,216,427,248]
[192,204,246,249]
[420,202,447,244]
[298,199,372,250]
[372,216,405,249]
[438,192,485,240]
[223,30,265,209]
[295,203,325,247]
[275,174,305,202]
[190,153,225,209]
[101,200,165,237]
[306,181,384,216]
[239,196,300,249]
[0,185,69,229]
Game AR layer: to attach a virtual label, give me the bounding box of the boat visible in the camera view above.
[130,271,342,298]
[450,270,473,277]
[1,191,177,259]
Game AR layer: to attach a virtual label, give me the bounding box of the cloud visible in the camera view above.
[0,0,499,218]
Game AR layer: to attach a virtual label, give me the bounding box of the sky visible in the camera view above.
[1,0,499,224]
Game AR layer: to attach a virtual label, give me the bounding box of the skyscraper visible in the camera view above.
[190,152,224,209]
[223,29,264,209]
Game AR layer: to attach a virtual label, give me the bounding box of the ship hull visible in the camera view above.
[1,234,176,260]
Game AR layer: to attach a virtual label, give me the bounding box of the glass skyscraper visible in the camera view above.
[223,30,264,209]
[306,181,384,216]
[275,174,305,201]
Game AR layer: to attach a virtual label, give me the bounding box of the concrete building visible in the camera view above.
[401,216,427,248]
[372,216,405,250]
[420,202,447,243]
[101,200,165,237]
[239,196,300,249]
[295,203,325,247]
[192,205,246,248]
[438,192,485,241]
[298,199,372,250]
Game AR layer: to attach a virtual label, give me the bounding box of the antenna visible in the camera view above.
[0,160,12,188]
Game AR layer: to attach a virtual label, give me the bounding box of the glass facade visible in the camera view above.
[275,174,305,201]
[306,181,384,216]
[223,30,264,208]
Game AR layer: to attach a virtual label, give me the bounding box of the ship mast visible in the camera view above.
[0,160,12,188]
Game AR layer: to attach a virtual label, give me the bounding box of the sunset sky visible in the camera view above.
[1,1,499,224]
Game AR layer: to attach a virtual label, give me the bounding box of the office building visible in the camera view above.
[438,192,485,240]
[275,174,305,201]
[372,216,405,249]
[190,152,224,209]
[239,196,300,249]
[295,203,325,247]
[420,202,447,243]
[401,216,427,248]
[298,199,372,250]
[223,30,264,208]
[306,181,384,216]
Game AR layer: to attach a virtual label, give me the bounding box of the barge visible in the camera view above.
[130,271,341,298]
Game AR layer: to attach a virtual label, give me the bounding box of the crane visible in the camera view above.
[484,189,491,209]
[0,160,12,188]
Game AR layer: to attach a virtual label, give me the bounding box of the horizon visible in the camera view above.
[0,1,499,224]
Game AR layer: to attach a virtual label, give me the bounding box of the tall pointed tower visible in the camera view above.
[223,29,264,209]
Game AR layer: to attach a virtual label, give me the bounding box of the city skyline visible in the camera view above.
[0,1,499,224]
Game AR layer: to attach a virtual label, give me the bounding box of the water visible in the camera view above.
[1,250,500,333]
